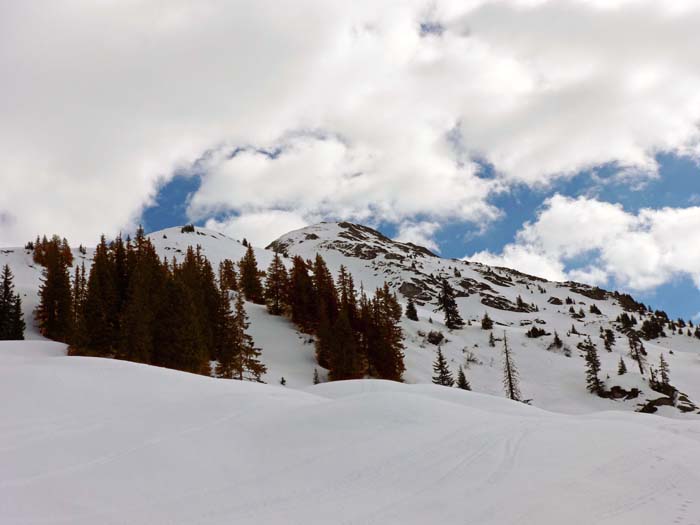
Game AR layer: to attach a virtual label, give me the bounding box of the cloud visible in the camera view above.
[204,211,310,248]
[394,221,442,253]
[468,195,700,291]
[3,0,700,252]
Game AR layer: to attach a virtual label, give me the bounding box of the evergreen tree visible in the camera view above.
[627,334,647,375]
[328,309,364,381]
[336,265,359,328]
[81,236,118,355]
[502,333,521,401]
[218,259,238,291]
[36,236,73,343]
[232,291,266,381]
[603,328,615,352]
[488,332,496,347]
[583,337,603,394]
[366,284,405,381]
[288,256,316,332]
[435,279,464,329]
[239,244,264,304]
[548,331,563,350]
[659,353,670,387]
[215,288,238,379]
[481,312,493,330]
[405,298,418,321]
[456,365,471,391]
[617,356,627,375]
[432,347,454,386]
[264,253,289,316]
[0,265,24,340]
[313,367,320,385]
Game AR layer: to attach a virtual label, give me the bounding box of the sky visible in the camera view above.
[2,0,700,318]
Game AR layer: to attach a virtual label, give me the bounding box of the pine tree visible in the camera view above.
[617,356,627,375]
[215,288,238,379]
[238,244,264,304]
[366,284,405,381]
[659,353,670,387]
[232,291,266,381]
[313,368,320,385]
[81,236,118,355]
[488,331,496,347]
[456,365,471,391]
[502,333,521,401]
[481,312,493,330]
[328,309,364,381]
[627,334,646,375]
[432,347,454,386]
[0,265,24,340]
[336,265,358,328]
[218,259,238,291]
[264,253,289,316]
[36,236,73,343]
[435,279,464,329]
[548,331,563,350]
[288,256,316,332]
[583,337,603,394]
[405,298,418,321]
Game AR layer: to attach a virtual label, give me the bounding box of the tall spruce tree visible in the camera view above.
[617,356,627,375]
[288,256,316,332]
[215,288,238,379]
[218,259,238,291]
[0,265,25,340]
[432,347,454,386]
[36,236,73,343]
[367,284,405,381]
[81,236,118,355]
[239,244,264,304]
[328,308,364,381]
[232,291,266,381]
[627,334,646,375]
[264,253,289,316]
[502,333,521,401]
[659,353,670,387]
[583,337,603,394]
[435,279,464,329]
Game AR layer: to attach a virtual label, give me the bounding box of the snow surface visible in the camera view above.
[3,340,700,524]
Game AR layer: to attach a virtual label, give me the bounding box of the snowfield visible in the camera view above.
[3,341,700,525]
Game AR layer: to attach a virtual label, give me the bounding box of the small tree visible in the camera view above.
[548,331,563,350]
[617,357,627,375]
[583,337,603,395]
[435,279,464,329]
[628,334,646,375]
[488,332,496,347]
[405,298,418,321]
[432,347,454,386]
[659,353,670,387]
[502,333,521,401]
[456,366,471,391]
[481,312,493,330]
[313,368,320,385]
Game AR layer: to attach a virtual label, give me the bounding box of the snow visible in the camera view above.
[3,340,700,524]
[3,222,700,416]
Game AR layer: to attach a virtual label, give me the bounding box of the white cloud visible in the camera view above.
[2,0,700,255]
[468,195,700,291]
[204,211,310,248]
[394,221,442,253]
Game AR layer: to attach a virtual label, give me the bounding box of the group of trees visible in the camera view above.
[0,265,25,340]
[35,230,265,380]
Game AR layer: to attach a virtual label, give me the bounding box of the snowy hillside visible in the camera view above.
[3,222,700,416]
[3,340,700,525]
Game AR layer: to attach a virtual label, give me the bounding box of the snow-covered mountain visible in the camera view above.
[3,221,700,416]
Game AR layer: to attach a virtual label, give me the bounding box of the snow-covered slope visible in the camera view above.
[3,340,700,525]
[3,222,700,416]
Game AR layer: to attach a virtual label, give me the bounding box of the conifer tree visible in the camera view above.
[366,284,405,381]
[617,356,627,375]
[435,279,464,329]
[405,298,418,321]
[336,265,358,328]
[456,366,471,391]
[81,236,118,355]
[432,347,454,386]
[481,312,493,330]
[548,331,563,350]
[489,331,496,347]
[583,337,603,394]
[238,244,264,304]
[288,256,316,332]
[218,259,238,291]
[659,353,670,387]
[313,367,320,385]
[502,333,521,401]
[232,291,266,381]
[215,288,238,379]
[627,334,646,375]
[264,253,289,316]
[36,236,73,343]
[328,309,364,381]
[0,265,24,340]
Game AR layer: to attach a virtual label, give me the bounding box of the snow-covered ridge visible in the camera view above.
[2,221,700,416]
